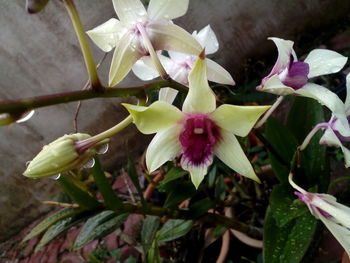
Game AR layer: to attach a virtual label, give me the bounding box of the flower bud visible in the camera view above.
[24,133,107,178]
[25,0,50,14]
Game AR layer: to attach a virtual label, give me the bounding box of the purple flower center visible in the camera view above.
[281,58,310,90]
[179,115,221,166]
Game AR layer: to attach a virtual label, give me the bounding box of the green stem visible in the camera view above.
[116,203,261,237]
[0,81,187,114]
[62,0,102,91]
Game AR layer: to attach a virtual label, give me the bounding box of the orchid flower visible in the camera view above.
[132,25,235,103]
[257,37,348,125]
[123,52,269,188]
[300,74,350,167]
[87,0,202,87]
[289,173,350,255]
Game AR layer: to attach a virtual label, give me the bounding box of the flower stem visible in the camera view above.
[62,0,102,91]
[136,23,168,80]
[255,96,284,128]
[299,122,329,150]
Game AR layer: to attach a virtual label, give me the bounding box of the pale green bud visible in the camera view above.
[24,133,107,178]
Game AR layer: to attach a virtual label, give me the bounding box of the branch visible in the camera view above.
[0,80,187,114]
[118,203,262,237]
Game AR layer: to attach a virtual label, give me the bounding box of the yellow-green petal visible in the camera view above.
[146,126,182,173]
[122,101,184,134]
[210,104,270,137]
[214,130,260,183]
[182,53,216,114]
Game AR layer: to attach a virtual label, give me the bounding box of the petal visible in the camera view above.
[147,0,189,20]
[206,58,235,85]
[183,54,216,114]
[109,34,142,87]
[259,74,296,95]
[146,126,182,173]
[214,130,260,183]
[304,49,348,78]
[268,37,294,75]
[296,83,347,122]
[345,73,350,113]
[86,18,123,52]
[313,194,350,229]
[122,101,184,134]
[148,22,202,56]
[168,50,189,63]
[193,25,219,54]
[320,128,350,167]
[132,56,159,81]
[112,0,147,23]
[210,104,270,137]
[159,87,178,104]
[181,156,212,189]
[315,210,350,256]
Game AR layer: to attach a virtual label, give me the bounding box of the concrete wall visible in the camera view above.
[0,0,349,242]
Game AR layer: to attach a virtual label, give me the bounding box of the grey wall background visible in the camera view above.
[0,0,349,242]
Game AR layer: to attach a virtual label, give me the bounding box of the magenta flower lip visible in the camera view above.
[179,114,221,167]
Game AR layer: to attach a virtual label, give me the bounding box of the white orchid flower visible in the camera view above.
[257,37,348,125]
[132,25,235,103]
[299,74,350,167]
[87,0,202,87]
[123,52,269,188]
[289,173,350,256]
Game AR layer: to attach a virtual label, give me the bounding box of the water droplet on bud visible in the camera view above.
[97,143,109,155]
[84,158,95,168]
[49,174,61,180]
[16,110,35,123]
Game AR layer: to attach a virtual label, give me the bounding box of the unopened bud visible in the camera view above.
[25,0,50,14]
[24,133,108,178]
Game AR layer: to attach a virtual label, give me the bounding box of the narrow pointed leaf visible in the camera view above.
[141,216,160,254]
[73,211,128,250]
[92,157,122,210]
[157,219,193,242]
[22,207,78,242]
[57,176,101,210]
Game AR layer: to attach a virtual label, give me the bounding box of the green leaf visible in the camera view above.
[158,166,187,189]
[280,213,318,263]
[164,181,196,209]
[57,176,101,210]
[157,219,193,242]
[212,225,227,238]
[141,216,160,255]
[264,117,298,183]
[92,157,122,210]
[270,184,308,227]
[73,211,128,250]
[188,198,216,218]
[127,157,147,206]
[287,96,330,191]
[35,214,84,252]
[215,174,226,201]
[146,240,161,263]
[22,207,77,242]
[263,207,318,263]
[207,164,217,188]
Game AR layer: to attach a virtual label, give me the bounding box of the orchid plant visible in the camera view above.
[2,0,350,262]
